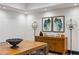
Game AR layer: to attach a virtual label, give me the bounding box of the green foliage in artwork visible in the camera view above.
[44,18,51,30]
[54,18,62,31]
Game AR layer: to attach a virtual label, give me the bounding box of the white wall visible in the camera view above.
[0,6,79,51]
[0,8,35,42]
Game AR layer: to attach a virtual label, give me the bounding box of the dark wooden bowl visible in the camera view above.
[6,38,23,48]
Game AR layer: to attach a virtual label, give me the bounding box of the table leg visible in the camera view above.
[42,46,48,55]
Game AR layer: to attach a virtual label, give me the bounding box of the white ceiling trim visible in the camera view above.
[0,3,79,14]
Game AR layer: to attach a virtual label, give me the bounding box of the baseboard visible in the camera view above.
[49,51,62,55]
[67,50,79,55]
[49,50,79,55]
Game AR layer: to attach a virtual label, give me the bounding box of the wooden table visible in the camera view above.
[0,40,48,55]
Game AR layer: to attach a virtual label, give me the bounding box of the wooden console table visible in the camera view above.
[35,36,67,54]
[0,40,48,55]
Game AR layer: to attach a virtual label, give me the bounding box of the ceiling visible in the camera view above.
[0,3,79,14]
[1,3,61,10]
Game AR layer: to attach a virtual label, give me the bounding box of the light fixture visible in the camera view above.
[66,19,77,55]
[2,6,6,9]
[73,3,77,6]
[32,21,38,40]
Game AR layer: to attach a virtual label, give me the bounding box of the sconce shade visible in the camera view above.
[66,19,77,30]
[32,21,38,30]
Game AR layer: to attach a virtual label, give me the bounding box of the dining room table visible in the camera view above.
[0,40,48,55]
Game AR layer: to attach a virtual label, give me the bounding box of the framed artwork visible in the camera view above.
[42,17,52,32]
[52,16,65,32]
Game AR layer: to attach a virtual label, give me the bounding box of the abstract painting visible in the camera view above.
[52,16,65,32]
[42,17,52,32]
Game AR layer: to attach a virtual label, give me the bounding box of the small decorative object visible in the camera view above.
[66,19,77,55]
[56,34,60,37]
[61,34,65,37]
[6,38,23,48]
[52,16,65,32]
[32,21,38,37]
[39,31,43,36]
[42,17,52,32]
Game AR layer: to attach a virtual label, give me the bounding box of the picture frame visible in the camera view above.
[52,16,65,32]
[42,17,52,32]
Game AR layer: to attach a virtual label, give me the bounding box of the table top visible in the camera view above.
[0,40,47,55]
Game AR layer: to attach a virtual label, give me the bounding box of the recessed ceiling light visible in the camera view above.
[2,7,6,9]
[73,3,77,6]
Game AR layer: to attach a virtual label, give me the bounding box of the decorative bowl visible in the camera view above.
[6,38,23,48]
